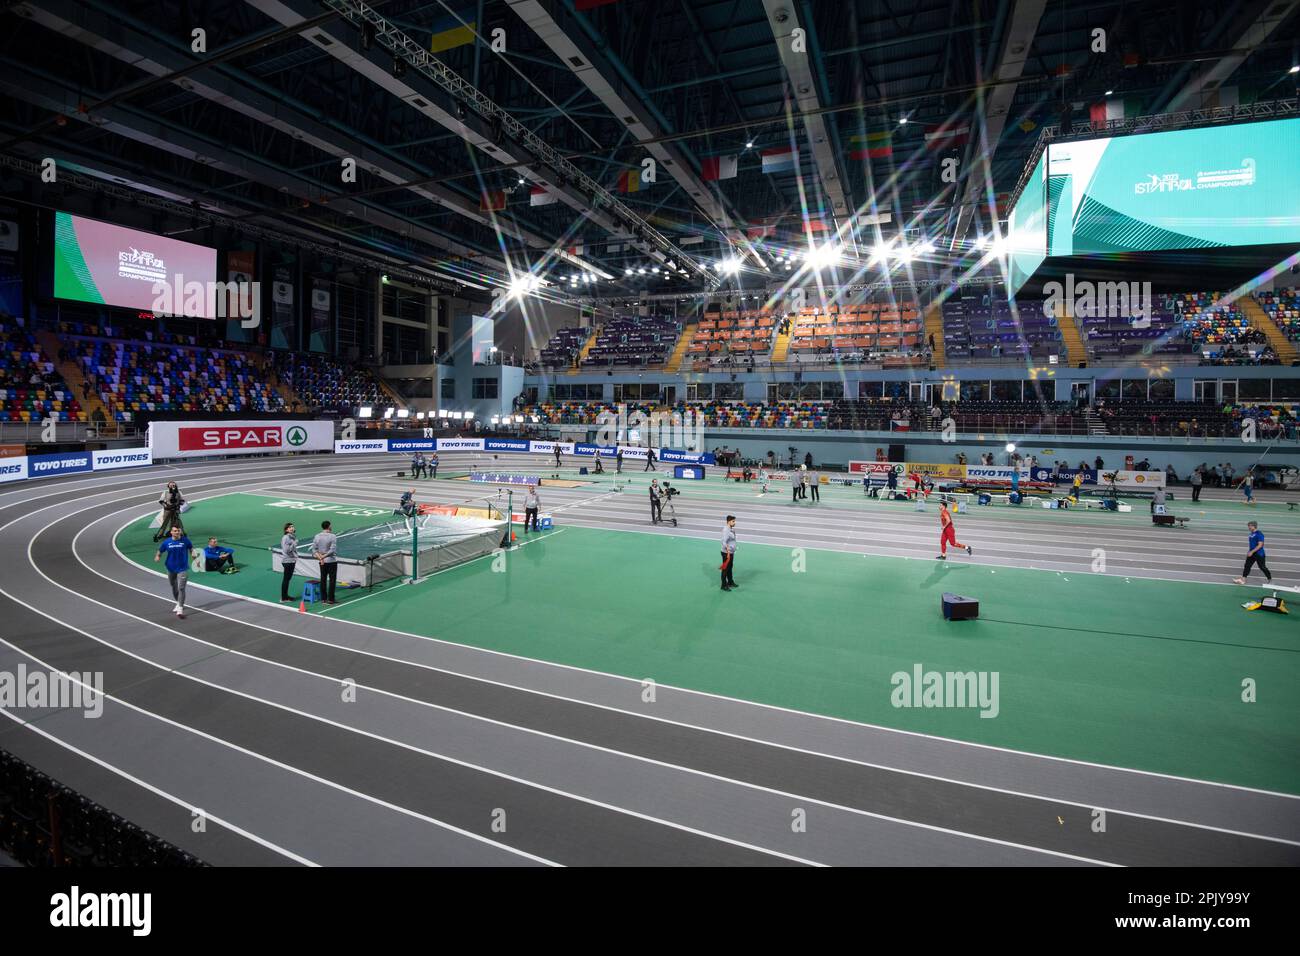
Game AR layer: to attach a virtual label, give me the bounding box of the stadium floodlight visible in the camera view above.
[720,256,742,275]
[417,411,426,420]
[439,409,450,417]
[625,268,633,275]
[1005,442,1016,453]
[898,116,908,125]
[358,406,373,418]
[745,141,754,148]
[974,234,990,250]
[508,274,541,298]
[637,267,647,274]
[397,409,410,418]
[917,239,936,255]
[1290,65,1299,75]
[1104,89,1113,95]
[383,408,394,419]
[893,243,914,264]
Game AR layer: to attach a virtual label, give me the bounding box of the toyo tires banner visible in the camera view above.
[150,420,333,459]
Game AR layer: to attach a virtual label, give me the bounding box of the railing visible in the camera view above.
[0,421,142,442]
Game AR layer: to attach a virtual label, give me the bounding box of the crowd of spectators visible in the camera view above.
[0,318,82,422]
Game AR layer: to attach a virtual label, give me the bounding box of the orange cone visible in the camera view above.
[298,599,307,613]
[511,531,517,542]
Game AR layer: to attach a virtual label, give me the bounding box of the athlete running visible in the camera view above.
[936,502,973,560]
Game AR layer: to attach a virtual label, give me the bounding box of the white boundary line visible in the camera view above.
[15,455,1300,806]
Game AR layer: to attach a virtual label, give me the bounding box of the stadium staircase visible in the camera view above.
[35,329,109,425]
[569,325,600,375]
[921,302,945,367]
[663,322,697,372]
[770,323,793,363]
[1056,307,1088,367]
[1085,408,1108,436]
[1243,296,1298,364]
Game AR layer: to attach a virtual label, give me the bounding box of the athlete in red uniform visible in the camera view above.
[937,502,973,560]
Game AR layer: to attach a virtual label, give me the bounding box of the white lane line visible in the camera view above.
[0,689,317,867]
[80,505,1300,848]
[15,508,818,867]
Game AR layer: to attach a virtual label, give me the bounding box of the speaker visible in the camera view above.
[1153,513,1175,526]
[942,592,979,621]
[888,444,905,462]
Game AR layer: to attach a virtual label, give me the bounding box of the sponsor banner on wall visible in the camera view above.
[615,445,648,459]
[0,456,28,483]
[1031,467,1098,484]
[91,448,152,471]
[573,443,618,457]
[964,466,1031,483]
[1101,469,1166,490]
[484,438,530,453]
[150,420,333,459]
[29,451,93,477]
[435,438,485,452]
[848,461,903,475]
[527,441,575,455]
[905,462,967,480]
[334,440,388,454]
[0,444,25,458]
[658,448,716,465]
[389,439,438,453]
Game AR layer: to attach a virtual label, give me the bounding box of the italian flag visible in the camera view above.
[1088,96,1142,126]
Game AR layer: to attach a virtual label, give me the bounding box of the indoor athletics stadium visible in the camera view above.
[0,0,1297,901]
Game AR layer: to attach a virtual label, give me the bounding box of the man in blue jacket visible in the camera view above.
[203,537,236,572]
[154,525,194,618]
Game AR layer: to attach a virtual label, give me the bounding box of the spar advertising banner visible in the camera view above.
[150,420,333,459]
[0,456,28,483]
[334,439,388,454]
[28,451,93,477]
[91,448,152,471]
[905,462,966,480]
[849,461,902,476]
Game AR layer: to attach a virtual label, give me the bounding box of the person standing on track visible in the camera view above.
[154,525,193,618]
[936,502,973,561]
[593,449,604,474]
[554,444,562,473]
[616,448,623,474]
[809,467,820,502]
[644,447,657,472]
[719,515,738,591]
[649,478,663,523]
[1239,469,1255,505]
[280,522,298,602]
[154,481,185,542]
[410,451,424,479]
[1235,520,1272,585]
[759,466,769,495]
[1190,466,1203,502]
[524,486,540,532]
[427,451,438,479]
[312,520,339,605]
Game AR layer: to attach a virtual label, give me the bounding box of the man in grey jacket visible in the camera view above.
[280,522,299,602]
[312,520,339,604]
[524,487,540,532]
[720,515,738,591]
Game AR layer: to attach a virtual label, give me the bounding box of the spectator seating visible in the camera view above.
[791,302,922,359]
[271,352,384,410]
[0,321,83,422]
[942,298,1063,361]
[690,308,777,365]
[539,327,590,369]
[580,317,681,369]
[69,337,284,421]
[1256,287,1300,343]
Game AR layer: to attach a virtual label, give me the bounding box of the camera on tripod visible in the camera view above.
[662,482,680,498]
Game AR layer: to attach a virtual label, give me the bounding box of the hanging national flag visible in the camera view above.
[429,11,476,54]
[802,219,829,233]
[848,131,893,159]
[565,243,585,257]
[1088,96,1143,126]
[479,190,506,211]
[530,186,557,207]
[924,121,969,151]
[700,155,739,181]
[617,168,644,193]
[575,0,620,10]
[1052,63,1072,77]
[747,224,774,240]
[1018,118,1037,133]
[761,146,797,174]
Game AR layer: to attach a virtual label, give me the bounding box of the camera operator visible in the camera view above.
[154,481,185,542]
[649,478,663,523]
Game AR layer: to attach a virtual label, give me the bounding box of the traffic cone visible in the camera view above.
[298,598,306,613]
[511,531,517,542]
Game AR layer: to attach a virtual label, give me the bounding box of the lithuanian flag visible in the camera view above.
[848,131,892,159]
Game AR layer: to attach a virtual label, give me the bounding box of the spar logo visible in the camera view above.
[286,426,307,447]
[178,427,282,451]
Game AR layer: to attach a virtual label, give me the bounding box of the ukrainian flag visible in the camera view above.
[430,12,476,54]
